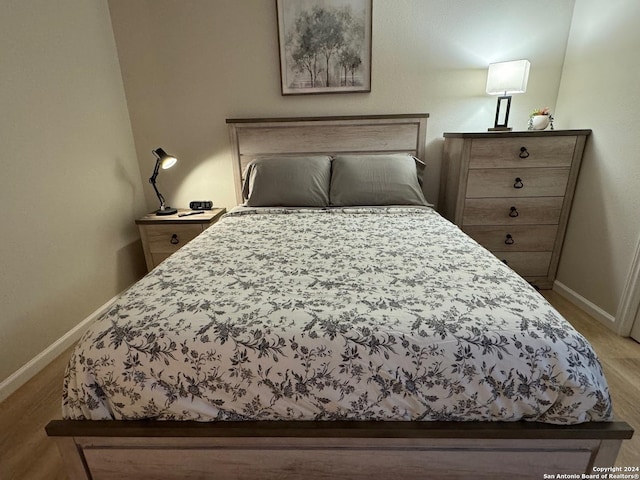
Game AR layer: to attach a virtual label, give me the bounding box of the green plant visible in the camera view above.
[530,107,550,117]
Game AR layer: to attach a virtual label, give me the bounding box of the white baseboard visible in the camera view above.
[0,293,120,404]
[553,280,618,331]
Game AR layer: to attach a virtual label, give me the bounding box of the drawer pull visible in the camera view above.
[513,177,524,189]
[170,234,179,245]
[509,206,519,217]
[519,147,530,158]
[505,234,514,245]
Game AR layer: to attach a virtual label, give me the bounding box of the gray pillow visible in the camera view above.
[244,156,331,207]
[330,154,428,206]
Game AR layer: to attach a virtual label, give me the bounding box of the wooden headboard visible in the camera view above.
[226,114,429,204]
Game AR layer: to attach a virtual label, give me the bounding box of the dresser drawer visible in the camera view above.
[464,225,558,252]
[142,224,204,254]
[466,168,570,198]
[462,197,564,226]
[496,252,552,277]
[469,136,577,169]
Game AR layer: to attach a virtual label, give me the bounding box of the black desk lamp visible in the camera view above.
[150,147,178,215]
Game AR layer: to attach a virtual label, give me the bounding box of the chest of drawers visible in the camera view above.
[438,130,591,289]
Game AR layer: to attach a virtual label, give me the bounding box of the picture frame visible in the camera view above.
[276,0,372,95]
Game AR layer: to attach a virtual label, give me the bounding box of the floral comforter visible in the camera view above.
[63,207,612,424]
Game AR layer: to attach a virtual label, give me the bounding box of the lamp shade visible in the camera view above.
[153,147,177,169]
[486,59,530,95]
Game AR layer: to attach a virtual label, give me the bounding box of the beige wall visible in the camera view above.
[0,0,147,384]
[108,0,576,210]
[554,0,640,320]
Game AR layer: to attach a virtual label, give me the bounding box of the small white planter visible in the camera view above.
[530,115,550,130]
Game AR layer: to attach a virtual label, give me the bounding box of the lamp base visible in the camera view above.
[488,126,512,132]
[155,207,178,216]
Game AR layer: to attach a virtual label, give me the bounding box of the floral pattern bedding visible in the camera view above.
[63,207,612,424]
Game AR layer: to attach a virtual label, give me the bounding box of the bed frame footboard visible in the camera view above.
[46,420,633,480]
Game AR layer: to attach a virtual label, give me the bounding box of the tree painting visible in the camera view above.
[277,0,371,94]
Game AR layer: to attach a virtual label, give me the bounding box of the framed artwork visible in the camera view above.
[276,0,372,95]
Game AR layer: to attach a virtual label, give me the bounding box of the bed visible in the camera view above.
[47,114,632,480]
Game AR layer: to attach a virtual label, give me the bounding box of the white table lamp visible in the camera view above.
[486,59,530,131]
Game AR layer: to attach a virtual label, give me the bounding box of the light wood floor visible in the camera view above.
[542,291,640,467]
[0,291,638,479]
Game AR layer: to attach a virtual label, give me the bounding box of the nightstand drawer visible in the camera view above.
[462,197,563,225]
[466,168,570,198]
[469,136,576,169]
[136,208,226,271]
[143,224,203,254]
[464,225,558,252]
[496,252,552,277]
[151,252,173,267]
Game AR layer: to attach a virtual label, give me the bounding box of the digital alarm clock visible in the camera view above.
[189,201,213,210]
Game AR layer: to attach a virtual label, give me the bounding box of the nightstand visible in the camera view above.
[136,208,226,271]
[438,130,591,289]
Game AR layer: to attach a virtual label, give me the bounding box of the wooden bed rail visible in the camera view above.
[46,419,633,440]
[46,420,633,480]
